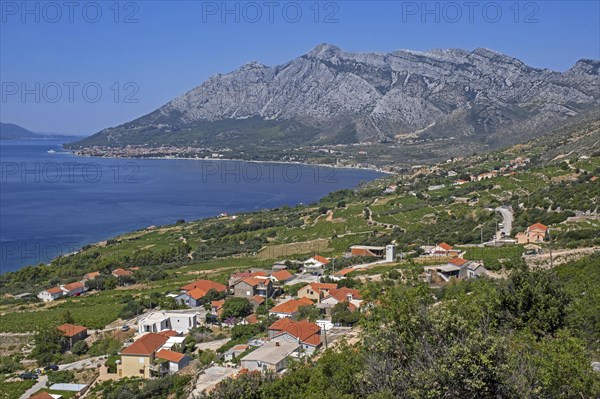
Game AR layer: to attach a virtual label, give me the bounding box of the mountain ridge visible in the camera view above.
[70,44,600,154]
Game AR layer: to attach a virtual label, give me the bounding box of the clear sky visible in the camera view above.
[1,0,599,135]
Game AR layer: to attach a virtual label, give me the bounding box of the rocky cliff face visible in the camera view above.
[76,44,600,148]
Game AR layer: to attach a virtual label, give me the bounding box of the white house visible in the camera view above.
[138,311,198,334]
[37,287,64,302]
[60,282,86,297]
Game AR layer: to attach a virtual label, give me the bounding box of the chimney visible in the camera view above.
[275,342,280,347]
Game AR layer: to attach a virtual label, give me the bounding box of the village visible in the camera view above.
[16,217,558,399]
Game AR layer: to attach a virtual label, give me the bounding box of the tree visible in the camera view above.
[297,305,321,322]
[71,340,89,355]
[32,326,64,366]
[331,302,360,326]
[221,297,252,320]
[60,310,75,325]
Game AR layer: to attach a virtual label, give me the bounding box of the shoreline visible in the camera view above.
[3,148,391,274]
[65,149,395,176]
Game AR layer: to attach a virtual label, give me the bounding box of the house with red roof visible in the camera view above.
[269,297,314,319]
[57,323,88,349]
[516,223,550,244]
[84,271,100,280]
[318,287,363,315]
[118,333,170,378]
[155,349,191,374]
[60,281,86,297]
[297,282,338,302]
[430,242,453,255]
[270,270,295,284]
[176,279,227,307]
[37,286,64,302]
[303,255,330,274]
[332,267,360,281]
[111,268,133,278]
[268,318,322,354]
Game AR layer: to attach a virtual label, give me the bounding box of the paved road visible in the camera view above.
[20,375,47,399]
[495,207,513,238]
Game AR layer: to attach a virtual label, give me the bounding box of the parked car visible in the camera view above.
[121,325,130,331]
[19,372,38,380]
[44,364,59,371]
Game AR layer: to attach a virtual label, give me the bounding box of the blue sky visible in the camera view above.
[1,0,599,135]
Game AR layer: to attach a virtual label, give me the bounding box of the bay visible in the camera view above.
[0,139,383,273]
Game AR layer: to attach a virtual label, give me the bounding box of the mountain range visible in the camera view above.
[71,44,600,154]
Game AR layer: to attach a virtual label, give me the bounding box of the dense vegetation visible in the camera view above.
[203,255,600,399]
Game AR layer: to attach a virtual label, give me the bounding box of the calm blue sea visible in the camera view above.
[0,139,383,273]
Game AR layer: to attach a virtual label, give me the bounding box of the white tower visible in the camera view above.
[385,244,395,262]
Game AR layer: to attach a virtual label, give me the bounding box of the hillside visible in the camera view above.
[0,122,78,140]
[69,45,600,161]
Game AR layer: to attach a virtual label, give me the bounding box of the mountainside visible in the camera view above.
[72,44,600,152]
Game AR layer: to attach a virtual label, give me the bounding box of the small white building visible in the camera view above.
[138,311,198,334]
[38,287,64,302]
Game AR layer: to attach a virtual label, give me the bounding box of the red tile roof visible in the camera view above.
[269,297,314,315]
[310,282,338,291]
[269,319,321,347]
[239,277,271,287]
[57,323,87,338]
[312,255,330,264]
[528,223,548,232]
[334,267,356,277]
[250,271,268,277]
[181,279,227,293]
[211,299,225,309]
[245,314,258,324]
[121,333,168,356]
[448,257,469,267]
[156,349,186,363]
[85,271,100,279]
[250,295,265,305]
[439,242,453,251]
[186,287,209,300]
[328,287,362,302]
[231,271,252,279]
[46,287,63,295]
[62,282,85,291]
[28,393,54,399]
[271,270,294,281]
[112,268,133,277]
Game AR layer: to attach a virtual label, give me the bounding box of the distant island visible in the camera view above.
[0,122,81,141]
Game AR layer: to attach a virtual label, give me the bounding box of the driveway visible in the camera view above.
[20,375,47,399]
[190,366,239,397]
[495,207,513,238]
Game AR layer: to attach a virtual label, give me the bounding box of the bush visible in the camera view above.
[71,340,89,355]
[47,370,75,384]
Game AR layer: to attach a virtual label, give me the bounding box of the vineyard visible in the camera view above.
[0,379,35,399]
[0,293,124,333]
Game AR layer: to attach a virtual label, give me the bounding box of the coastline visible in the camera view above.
[3,146,389,274]
[65,150,395,175]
